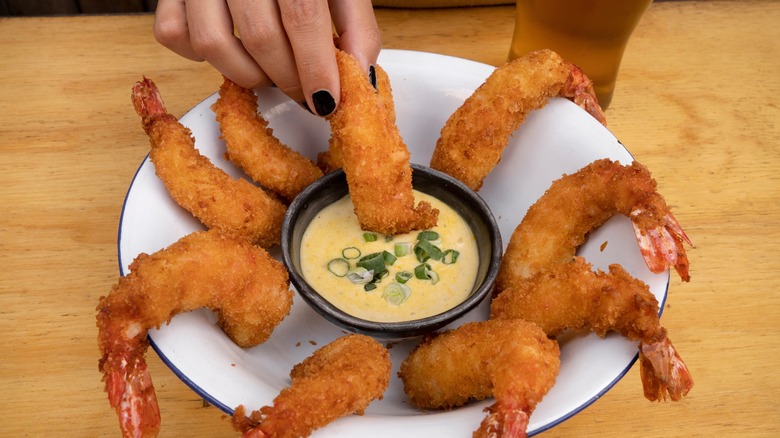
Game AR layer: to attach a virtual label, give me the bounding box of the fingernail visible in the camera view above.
[369,65,377,91]
[312,90,336,116]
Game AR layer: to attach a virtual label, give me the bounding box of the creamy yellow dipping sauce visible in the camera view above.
[300,191,479,322]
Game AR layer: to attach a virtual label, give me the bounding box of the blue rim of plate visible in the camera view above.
[115,49,670,436]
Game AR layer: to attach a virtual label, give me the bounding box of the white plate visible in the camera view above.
[118,49,669,436]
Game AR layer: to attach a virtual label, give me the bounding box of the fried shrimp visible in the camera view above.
[233,334,391,438]
[97,230,293,438]
[132,77,286,247]
[399,319,560,437]
[328,50,439,235]
[318,63,396,173]
[211,77,323,202]
[430,49,607,191]
[491,257,693,402]
[495,158,692,292]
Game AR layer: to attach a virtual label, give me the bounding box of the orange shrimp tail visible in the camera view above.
[476,402,530,438]
[242,428,269,438]
[633,212,693,281]
[561,63,607,126]
[103,356,161,438]
[132,77,168,122]
[639,337,694,402]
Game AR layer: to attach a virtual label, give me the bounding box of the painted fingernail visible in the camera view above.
[369,65,377,91]
[312,90,336,116]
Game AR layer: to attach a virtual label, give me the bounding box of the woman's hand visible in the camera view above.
[153,0,381,116]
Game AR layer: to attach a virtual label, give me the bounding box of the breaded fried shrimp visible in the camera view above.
[399,319,560,437]
[212,77,324,202]
[491,257,693,402]
[318,63,396,173]
[430,49,606,191]
[132,77,286,247]
[495,159,692,292]
[233,334,391,438]
[97,230,293,438]
[328,50,439,235]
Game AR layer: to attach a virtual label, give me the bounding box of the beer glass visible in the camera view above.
[508,0,653,109]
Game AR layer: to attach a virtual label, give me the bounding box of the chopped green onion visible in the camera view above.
[414,239,443,263]
[346,267,373,284]
[414,263,433,280]
[327,258,350,277]
[342,247,361,259]
[383,282,411,306]
[442,249,460,265]
[363,232,378,242]
[417,230,440,242]
[382,250,397,265]
[364,282,378,292]
[414,263,439,284]
[395,271,413,284]
[394,242,411,257]
[385,234,394,242]
[357,252,387,276]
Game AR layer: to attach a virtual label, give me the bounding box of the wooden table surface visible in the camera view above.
[1,1,778,436]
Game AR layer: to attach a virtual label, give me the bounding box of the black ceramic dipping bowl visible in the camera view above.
[281,164,502,340]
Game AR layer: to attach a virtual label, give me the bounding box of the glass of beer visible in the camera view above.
[508,0,653,109]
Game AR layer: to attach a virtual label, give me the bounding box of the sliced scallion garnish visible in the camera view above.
[395,271,413,284]
[364,282,378,292]
[363,232,378,242]
[417,230,439,242]
[382,250,397,265]
[347,267,374,284]
[357,252,387,277]
[442,249,460,265]
[342,247,361,259]
[414,239,443,263]
[383,282,411,306]
[394,242,411,257]
[327,258,350,277]
[414,263,433,280]
[414,263,439,284]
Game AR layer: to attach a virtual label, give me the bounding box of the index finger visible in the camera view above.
[279,0,340,116]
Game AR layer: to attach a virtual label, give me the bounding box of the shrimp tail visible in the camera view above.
[561,62,607,126]
[242,428,268,438]
[132,77,167,123]
[102,355,161,438]
[633,211,693,281]
[639,335,694,402]
[477,401,530,438]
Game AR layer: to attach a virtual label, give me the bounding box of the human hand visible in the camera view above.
[153,0,381,116]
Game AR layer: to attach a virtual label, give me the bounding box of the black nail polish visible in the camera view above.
[369,65,377,91]
[312,90,336,116]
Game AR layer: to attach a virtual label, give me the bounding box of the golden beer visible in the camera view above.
[508,0,652,108]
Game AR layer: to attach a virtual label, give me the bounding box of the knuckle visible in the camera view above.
[237,19,277,54]
[153,16,186,47]
[281,0,326,33]
[189,29,229,58]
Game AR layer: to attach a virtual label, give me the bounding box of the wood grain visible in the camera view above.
[0,2,778,436]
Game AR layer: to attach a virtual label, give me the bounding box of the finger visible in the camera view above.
[153,0,203,61]
[279,0,340,116]
[183,0,271,88]
[330,0,381,73]
[227,0,304,102]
